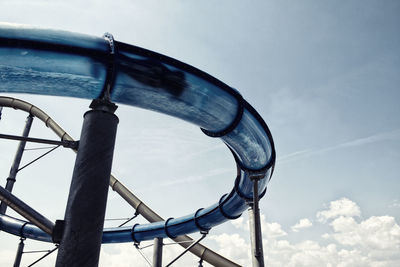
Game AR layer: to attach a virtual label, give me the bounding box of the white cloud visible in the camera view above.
[232,214,287,238]
[331,215,400,251]
[214,198,400,267]
[231,216,246,230]
[317,198,361,222]
[209,233,250,267]
[291,218,313,232]
[263,219,288,238]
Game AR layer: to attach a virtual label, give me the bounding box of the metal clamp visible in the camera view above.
[218,193,241,220]
[131,223,140,244]
[164,217,176,239]
[19,221,30,238]
[103,33,115,55]
[99,32,118,102]
[194,208,210,232]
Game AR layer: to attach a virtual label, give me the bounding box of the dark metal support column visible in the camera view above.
[152,237,163,267]
[0,115,33,215]
[55,99,118,267]
[13,238,25,267]
[248,178,264,267]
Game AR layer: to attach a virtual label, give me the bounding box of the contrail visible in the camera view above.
[278,128,400,164]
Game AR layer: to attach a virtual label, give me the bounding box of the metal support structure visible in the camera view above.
[55,99,118,267]
[110,175,240,267]
[118,211,139,227]
[13,238,25,267]
[0,115,33,214]
[248,178,265,267]
[152,237,163,267]
[0,185,54,235]
[16,145,60,173]
[165,231,208,267]
[0,133,78,149]
[27,246,59,267]
[1,96,240,267]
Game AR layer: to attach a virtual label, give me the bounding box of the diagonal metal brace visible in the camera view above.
[165,231,209,267]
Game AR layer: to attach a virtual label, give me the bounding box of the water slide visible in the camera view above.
[0,23,275,265]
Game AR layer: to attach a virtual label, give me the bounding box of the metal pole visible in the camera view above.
[13,238,25,267]
[152,237,163,267]
[55,99,118,267]
[248,178,264,267]
[0,115,33,214]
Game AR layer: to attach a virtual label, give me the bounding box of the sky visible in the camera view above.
[0,0,399,266]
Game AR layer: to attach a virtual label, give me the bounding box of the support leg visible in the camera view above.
[152,237,163,267]
[55,100,118,267]
[13,238,25,267]
[248,179,265,267]
[0,115,33,214]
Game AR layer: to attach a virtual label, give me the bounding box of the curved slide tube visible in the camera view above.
[0,24,275,264]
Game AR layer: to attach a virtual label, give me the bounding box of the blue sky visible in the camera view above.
[0,1,399,266]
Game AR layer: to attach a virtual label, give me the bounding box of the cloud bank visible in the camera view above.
[212,198,400,267]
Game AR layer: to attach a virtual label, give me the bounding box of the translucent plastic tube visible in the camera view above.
[0,23,275,245]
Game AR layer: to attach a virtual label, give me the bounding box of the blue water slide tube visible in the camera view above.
[0,23,275,243]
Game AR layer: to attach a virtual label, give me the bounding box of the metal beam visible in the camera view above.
[152,237,163,267]
[0,115,33,214]
[0,185,54,235]
[0,133,78,149]
[13,238,25,267]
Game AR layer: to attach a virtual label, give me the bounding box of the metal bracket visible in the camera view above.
[89,98,118,113]
[52,220,65,244]
[99,32,117,103]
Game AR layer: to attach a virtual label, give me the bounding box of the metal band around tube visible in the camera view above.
[164,217,176,239]
[194,208,210,232]
[218,194,241,220]
[19,221,30,238]
[131,223,140,243]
